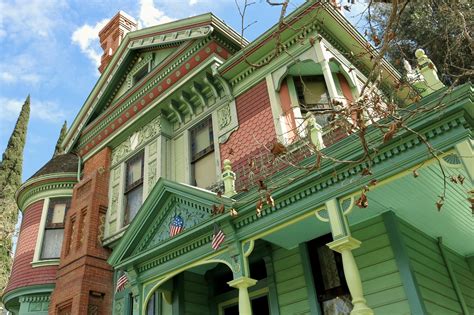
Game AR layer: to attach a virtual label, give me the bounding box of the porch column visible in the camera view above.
[325,199,373,315]
[228,277,257,315]
[328,236,373,315]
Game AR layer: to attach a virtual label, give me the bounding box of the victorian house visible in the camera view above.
[3,1,473,314]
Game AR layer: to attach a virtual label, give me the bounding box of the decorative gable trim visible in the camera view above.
[128,25,214,50]
[63,15,242,154]
[108,178,233,267]
[133,194,213,254]
[77,41,230,157]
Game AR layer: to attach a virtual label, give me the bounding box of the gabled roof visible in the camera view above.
[108,178,233,268]
[63,13,244,154]
[219,0,412,100]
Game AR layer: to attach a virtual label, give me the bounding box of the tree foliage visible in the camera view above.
[368,0,473,85]
[53,121,68,157]
[0,95,30,296]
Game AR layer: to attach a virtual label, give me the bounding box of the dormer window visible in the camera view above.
[294,76,330,127]
[132,64,149,85]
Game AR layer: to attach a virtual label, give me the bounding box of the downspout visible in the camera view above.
[437,237,469,315]
[76,153,82,182]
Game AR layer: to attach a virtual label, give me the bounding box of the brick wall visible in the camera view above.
[4,200,58,294]
[50,147,113,315]
[220,80,277,169]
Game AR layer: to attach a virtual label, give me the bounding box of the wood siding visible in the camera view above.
[445,248,474,314]
[183,271,210,315]
[272,246,311,315]
[398,219,466,314]
[352,216,411,314]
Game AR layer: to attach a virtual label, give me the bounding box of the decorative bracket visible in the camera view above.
[180,91,194,116]
[169,100,183,124]
[191,82,207,107]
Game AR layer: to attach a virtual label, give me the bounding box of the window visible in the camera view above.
[294,76,331,127]
[40,197,71,259]
[308,234,353,315]
[132,64,149,84]
[123,151,144,225]
[190,117,216,188]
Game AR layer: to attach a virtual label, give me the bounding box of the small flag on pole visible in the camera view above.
[170,215,184,237]
[212,223,225,250]
[116,272,128,292]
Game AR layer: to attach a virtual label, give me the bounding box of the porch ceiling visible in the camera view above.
[348,157,473,256]
[261,216,331,250]
[261,155,473,256]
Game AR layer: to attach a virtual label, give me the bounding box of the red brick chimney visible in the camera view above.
[98,11,137,73]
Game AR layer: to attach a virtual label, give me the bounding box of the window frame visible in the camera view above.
[189,116,216,188]
[293,75,332,127]
[123,150,145,226]
[190,116,214,163]
[132,63,150,85]
[32,196,72,266]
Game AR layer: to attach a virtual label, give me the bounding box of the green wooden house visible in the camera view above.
[3,1,473,314]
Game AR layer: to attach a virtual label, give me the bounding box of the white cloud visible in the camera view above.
[0,1,67,85]
[0,0,66,40]
[138,0,175,28]
[0,97,67,124]
[189,0,199,5]
[72,19,109,69]
[0,54,42,85]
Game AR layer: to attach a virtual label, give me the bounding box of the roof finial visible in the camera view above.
[415,48,445,94]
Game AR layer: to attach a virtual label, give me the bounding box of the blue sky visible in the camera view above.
[0,0,367,181]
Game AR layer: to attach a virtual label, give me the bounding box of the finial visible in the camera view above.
[222,159,236,197]
[413,48,444,94]
[223,159,232,171]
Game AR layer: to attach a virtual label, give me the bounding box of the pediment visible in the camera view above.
[63,15,243,153]
[110,48,175,104]
[108,178,230,267]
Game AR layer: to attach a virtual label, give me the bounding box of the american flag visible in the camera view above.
[170,215,184,237]
[116,273,128,292]
[212,223,225,250]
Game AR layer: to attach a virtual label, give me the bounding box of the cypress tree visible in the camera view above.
[53,121,67,157]
[0,95,30,296]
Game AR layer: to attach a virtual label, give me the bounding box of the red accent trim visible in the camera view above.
[78,42,230,156]
[69,21,217,141]
[82,41,194,134]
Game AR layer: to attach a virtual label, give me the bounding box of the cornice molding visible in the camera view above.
[128,25,214,50]
[16,174,77,210]
[2,283,55,308]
